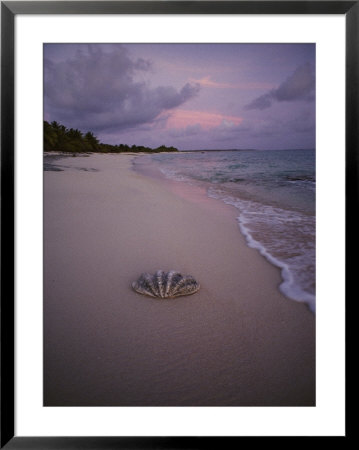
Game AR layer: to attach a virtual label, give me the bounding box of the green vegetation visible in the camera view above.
[44,121,179,154]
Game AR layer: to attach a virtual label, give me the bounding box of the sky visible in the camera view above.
[44,43,315,150]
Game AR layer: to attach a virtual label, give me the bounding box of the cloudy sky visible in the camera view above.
[44,43,315,150]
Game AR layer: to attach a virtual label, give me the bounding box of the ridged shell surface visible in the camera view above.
[132,270,200,299]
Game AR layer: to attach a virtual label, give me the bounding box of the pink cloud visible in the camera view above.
[162,109,243,130]
[190,76,275,90]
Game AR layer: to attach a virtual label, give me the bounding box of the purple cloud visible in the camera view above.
[44,44,200,133]
[245,63,315,110]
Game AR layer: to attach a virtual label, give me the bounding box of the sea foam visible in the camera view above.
[208,187,316,312]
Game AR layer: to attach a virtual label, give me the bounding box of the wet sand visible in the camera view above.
[44,153,315,406]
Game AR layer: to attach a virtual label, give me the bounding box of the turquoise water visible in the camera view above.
[137,149,315,312]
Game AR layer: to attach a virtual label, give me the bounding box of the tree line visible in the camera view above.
[44,121,179,153]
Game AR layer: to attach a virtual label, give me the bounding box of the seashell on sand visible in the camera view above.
[132,270,200,299]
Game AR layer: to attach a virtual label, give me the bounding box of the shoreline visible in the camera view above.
[132,152,316,313]
[44,153,315,406]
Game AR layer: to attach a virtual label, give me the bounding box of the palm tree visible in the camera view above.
[84,131,99,151]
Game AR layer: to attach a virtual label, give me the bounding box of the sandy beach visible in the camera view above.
[44,153,315,406]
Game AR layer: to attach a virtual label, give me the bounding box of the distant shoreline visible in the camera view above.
[44,147,315,155]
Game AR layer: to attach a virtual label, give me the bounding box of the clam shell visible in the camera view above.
[132,270,200,299]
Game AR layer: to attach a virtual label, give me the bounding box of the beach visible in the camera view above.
[44,153,315,406]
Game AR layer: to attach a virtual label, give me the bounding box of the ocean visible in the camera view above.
[134,149,315,312]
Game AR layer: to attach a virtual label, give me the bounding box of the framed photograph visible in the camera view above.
[1,1,354,447]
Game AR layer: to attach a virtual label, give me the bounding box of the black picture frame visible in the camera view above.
[1,1,355,447]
